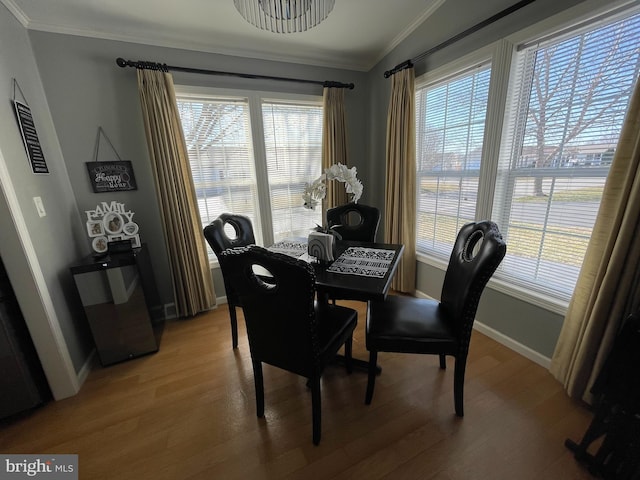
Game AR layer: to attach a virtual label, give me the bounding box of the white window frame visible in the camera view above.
[415,0,640,314]
[175,85,323,263]
[414,52,493,258]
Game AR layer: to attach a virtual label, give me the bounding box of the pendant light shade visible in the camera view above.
[234,0,335,33]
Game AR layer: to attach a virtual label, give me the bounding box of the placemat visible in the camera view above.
[268,240,308,258]
[326,247,394,278]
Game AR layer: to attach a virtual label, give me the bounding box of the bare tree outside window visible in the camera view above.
[517,18,640,196]
[176,93,323,257]
[494,11,640,299]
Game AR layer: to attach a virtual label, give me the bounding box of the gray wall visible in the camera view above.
[0,3,92,397]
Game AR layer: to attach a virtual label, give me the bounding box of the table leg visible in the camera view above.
[334,354,381,375]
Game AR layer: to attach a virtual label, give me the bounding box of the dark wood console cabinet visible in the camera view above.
[70,244,163,366]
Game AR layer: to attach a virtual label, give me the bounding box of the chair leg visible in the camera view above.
[311,376,321,445]
[344,336,353,374]
[365,351,378,405]
[252,360,264,418]
[439,354,446,369]
[565,399,614,463]
[453,356,467,417]
[228,304,239,349]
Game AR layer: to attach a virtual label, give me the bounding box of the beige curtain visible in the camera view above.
[550,77,640,402]
[384,68,417,293]
[322,87,349,212]
[136,68,216,317]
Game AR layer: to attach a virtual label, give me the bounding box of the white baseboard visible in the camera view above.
[163,303,177,319]
[413,290,435,300]
[162,298,226,320]
[472,321,551,369]
[76,349,96,386]
[413,289,551,370]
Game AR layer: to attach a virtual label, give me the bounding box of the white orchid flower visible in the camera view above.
[302,163,363,210]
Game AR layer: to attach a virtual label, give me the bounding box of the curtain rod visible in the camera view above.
[384,0,536,78]
[116,58,354,89]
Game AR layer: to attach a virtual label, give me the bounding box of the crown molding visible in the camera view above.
[29,21,373,71]
[1,0,445,72]
[1,0,29,26]
[371,0,446,67]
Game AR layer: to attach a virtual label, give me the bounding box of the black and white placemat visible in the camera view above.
[268,240,308,258]
[326,247,395,278]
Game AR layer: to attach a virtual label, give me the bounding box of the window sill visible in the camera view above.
[416,252,569,316]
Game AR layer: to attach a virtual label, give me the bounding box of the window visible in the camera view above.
[178,97,261,243]
[262,101,323,242]
[176,89,323,260]
[415,4,640,304]
[415,62,492,258]
[494,7,640,301]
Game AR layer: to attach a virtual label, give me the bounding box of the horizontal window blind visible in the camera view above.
[262,101,323,242]
[177,97,262,259]
[415,63,492,258]
[493,9,640,300]
[176,91,324,260]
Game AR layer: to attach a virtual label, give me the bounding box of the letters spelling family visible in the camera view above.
[86,201,134,223]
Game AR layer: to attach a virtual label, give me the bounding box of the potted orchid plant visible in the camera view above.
[302,163,363,251]
[302,163,363,211]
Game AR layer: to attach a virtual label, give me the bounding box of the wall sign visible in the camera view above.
[13,99,49,174]
[86,161,137,193]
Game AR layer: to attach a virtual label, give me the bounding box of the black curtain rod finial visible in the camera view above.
[384,60,413,78]
[116,57,168,72]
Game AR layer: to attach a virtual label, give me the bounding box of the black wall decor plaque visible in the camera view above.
[86,161,138,193]
[13,100,49,174]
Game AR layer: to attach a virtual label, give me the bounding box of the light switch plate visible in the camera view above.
[33,196,46,217]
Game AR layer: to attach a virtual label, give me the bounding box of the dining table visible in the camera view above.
[268,237,404,302]
[268,237,405,372]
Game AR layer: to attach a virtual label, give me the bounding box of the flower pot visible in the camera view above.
[308,231,335,264]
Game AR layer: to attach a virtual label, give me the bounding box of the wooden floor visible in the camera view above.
[1,301,597,479]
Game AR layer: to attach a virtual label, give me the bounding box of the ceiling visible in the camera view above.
[1,0,447,71]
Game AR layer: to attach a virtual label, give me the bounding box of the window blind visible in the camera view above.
[415,63,492,258]
[177,97,262,258]
[262,100,323,242]
[176,91,324,259]
[492,9,640,300]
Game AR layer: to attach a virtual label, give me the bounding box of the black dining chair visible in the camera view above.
[326,202,380,242]
[203,213,257,349]
[565,310,640,478]
[219,245,358,445]
[325,202,382,305]
[364,220,506,417]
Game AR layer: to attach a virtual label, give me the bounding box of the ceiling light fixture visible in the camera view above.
[233,0,335,33]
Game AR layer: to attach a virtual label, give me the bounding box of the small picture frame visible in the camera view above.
[123,234,141,248]
[92,236,108,254]
[122,222,139,236]
[103,212,123,235]
[86,220,104,238]
[108,235,123,242]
